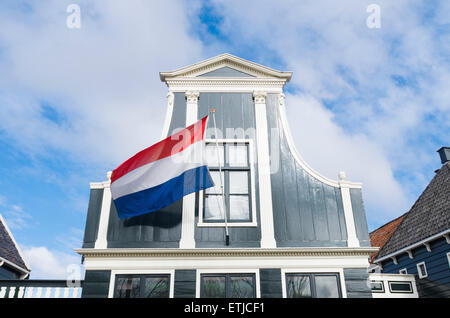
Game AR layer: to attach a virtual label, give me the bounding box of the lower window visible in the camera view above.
[114,274,170,298]
[200,273,256,298]
[388,281,413,293]
[286,273,342,298]
[370,280,385,293]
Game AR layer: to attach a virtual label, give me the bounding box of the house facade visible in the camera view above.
[76,54,377,298]
[373,147,450,298]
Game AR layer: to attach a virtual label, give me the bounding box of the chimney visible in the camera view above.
[437,147,450,164]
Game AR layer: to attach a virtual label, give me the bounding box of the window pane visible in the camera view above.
[228,144,248,167]
[114,277,140,298]
[205,171,224,194]
[229,171,248,194]
[370,281,384,293]
[230,276,255,298]
[142,276,170,298]
[202,276,226,298]
[287,275,312,298]
[389,282,412,292]
[229,195,250,220]
[418,263,427,277]
[206,144,224,167]
[314,275,340,298]
[204,195,225,221]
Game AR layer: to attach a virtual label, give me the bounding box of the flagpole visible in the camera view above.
[210,109,230,246]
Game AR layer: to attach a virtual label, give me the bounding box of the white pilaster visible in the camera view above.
[161,91,174,139]
[179,91,199,249]
[338,172,360,247]
[253,91,277,248]
[95,171,112,249]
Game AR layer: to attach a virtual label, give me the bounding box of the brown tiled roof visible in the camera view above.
[369,213,407,263]
[0,215,29,272]
[376,162,450,259]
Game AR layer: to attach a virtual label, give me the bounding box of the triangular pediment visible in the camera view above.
[198,66,255,78]
[160,53,292,82]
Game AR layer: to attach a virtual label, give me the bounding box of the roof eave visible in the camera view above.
[374,228,450,263]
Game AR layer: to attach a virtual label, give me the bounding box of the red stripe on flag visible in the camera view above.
[110,116,208,184]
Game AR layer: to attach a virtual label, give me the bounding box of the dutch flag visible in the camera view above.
[110,116,213,219]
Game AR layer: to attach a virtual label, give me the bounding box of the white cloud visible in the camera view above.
[284,94,410,223]
[203,0,450,227]
[0,0,448,232]
[22,246,83,279]
[56,227,84,250]
[1,202,33,231]
[0,0,204,168]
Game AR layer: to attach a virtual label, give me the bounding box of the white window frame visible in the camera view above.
[416,262,428,279]
[198,139,258,227]
[388,281,413,293]
[447,252,450,268]
[370,280,385,293]
[399,268,408,274]
[196,268,260,298]
[108,269,175,298]
[281,268,347,298]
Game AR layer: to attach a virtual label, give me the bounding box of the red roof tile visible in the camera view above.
[369,213,407,263]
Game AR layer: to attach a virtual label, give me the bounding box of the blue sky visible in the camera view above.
[0,1,448,278]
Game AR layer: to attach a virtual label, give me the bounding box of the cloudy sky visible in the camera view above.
[0,1,448,279]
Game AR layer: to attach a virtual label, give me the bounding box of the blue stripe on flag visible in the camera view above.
[113,165,213,219]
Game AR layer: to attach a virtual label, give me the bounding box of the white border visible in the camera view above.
[161,91,174,139]
[95,172,112,249]
[198,139,257,227]
[108,269,175,298]
[179,91,199,249]
[253,92,277,248]
[388,281,413,294]
[281,268,347,298]
[196,268,260,298]
[416,261,428,279]
[399,268,407,274]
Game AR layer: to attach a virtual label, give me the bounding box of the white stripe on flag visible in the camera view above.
[111,141,206,200]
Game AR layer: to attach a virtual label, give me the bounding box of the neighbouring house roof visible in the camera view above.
[0,214,30,275]
[376,162,450,260]
[369,213,407,263]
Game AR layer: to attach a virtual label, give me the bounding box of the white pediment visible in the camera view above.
[160,53,292,82]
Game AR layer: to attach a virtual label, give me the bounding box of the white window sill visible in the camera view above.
[197,221,258,227]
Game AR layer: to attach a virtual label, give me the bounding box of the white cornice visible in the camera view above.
[75,247,378,258]
[160,53,292,82]
[165,78,287,93]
